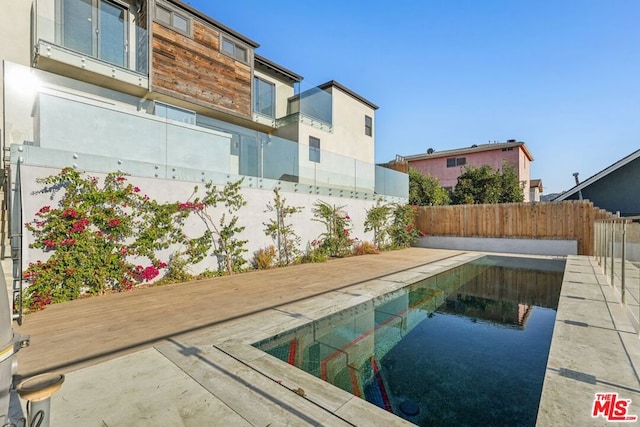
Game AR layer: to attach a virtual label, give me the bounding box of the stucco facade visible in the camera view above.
[403,141,535,201]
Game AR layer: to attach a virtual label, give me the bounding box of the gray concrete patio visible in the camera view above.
[8,250,640,426]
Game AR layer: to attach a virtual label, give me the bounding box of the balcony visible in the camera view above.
[33,0,149,93]
[5,62,408,200]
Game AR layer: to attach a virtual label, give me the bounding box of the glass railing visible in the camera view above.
[34,0,148,75]
[4,61,408,199]
[283,84,333,129]
[594,218,640,333]
[375,165,409,200]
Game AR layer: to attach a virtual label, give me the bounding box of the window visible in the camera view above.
[155,2,191,36]
[221,36,248,63]
[154,101,196,125]
[365,115,372,136]
[446,157,466,167]
[501,147,514,152]
[309,136,320,163]
[60,0,128,68]
[253,77,275,117]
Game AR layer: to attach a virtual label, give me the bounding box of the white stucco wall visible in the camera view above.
[18,165,380,275]
[1,1,32,163]
[296,86,376,192]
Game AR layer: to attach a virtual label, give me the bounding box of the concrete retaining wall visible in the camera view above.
[416,236,577,256]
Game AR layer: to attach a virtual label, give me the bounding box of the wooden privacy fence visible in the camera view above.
[414,200,615,255]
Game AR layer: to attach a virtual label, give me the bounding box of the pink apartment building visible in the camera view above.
[401,140,542,202]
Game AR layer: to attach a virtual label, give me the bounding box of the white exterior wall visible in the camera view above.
[19,165,379,274]
[0,2,32,162]
[297,86,376,191]
[329,88,375,164]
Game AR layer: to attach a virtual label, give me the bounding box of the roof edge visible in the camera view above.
[165,0,260,48]
[553,148,640,201]
[318,80,379,110]
[255,54,303,83]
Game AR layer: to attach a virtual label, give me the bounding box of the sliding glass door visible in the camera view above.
[60,0,128,68]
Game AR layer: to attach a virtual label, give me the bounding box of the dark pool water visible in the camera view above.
[254,256,565,427]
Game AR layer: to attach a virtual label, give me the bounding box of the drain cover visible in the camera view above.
[400,400,420,416]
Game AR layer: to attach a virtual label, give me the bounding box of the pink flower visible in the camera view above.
[71,218,90,233]
[345,214,351,220]
[61,238,76,246]
[108,218,121,227]
[121,246,128,255]
[38,206,51,215]
[62,208,78,218]
[133,186,140,193]
[116,176,126,182]
[407,225,413,232]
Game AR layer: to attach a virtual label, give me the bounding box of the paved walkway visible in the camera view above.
[14,248,460,377]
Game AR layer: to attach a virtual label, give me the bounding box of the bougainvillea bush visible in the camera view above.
[24,168,194,310]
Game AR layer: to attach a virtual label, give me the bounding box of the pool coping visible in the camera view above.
[31,252,640,426]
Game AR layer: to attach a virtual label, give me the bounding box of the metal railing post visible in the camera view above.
[621,221,626,304]
[604,221,608,275]
[610,220,615,286]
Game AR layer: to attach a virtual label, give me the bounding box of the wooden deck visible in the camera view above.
[14,248,461,377]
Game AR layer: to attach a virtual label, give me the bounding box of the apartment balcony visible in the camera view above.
[32,0,149,95]
[4,61,407,200]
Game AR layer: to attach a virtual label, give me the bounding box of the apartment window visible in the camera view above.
[60,0,129,68]
[446,157,466,167]
[309,136,320,163]
[501,147,514,152]
[221,36,248,63]
[154,101,196,125]
[365,115,373,136]
[155,2,191,36]
[253,77,275,118]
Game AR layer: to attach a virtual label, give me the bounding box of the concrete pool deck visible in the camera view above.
[7,249,640,426]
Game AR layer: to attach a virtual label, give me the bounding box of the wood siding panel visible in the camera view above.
[152,21,251,117]
[414,201,617,255]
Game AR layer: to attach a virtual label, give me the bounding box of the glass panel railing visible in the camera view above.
[626,221,640,329]
[594,218,640,333]
[375,165,409,199]
[4,61,408,199]
[285,84,333,128]
[34,0,148,75]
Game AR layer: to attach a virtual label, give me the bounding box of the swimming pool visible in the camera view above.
[253,255,565,426]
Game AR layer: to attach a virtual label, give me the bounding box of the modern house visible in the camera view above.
[0,0,408,321]
[553,148,640,216]
[1,0,403,195]
[398,140,539,202]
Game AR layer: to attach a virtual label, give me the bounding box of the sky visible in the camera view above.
[185,1,639,195]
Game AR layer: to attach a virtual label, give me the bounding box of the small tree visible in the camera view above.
[312,200,354,257]
[451,162,524,204]
[364,199,392,248]
[184,179,248,274]
[409,167,450,206]
[499,162,525,203]
[264,188,303,265]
